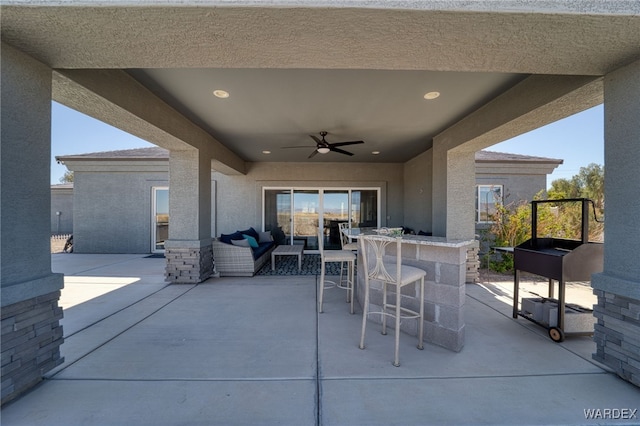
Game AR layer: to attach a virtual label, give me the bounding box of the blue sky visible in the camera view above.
[51,101,604,185]
[491,104,604,185]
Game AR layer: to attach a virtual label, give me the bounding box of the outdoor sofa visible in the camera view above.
[213,227,275,276]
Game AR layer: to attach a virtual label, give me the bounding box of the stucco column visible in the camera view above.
[431,142,476,240]
[592,59,640,387]
[164,148,214,283]
[1,43,64,405]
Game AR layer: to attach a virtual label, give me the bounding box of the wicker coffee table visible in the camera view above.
[271,244,304,272]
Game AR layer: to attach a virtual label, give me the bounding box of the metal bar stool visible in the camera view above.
[338,222,358,251]
[317,228,356,314]
[358,234,425,366]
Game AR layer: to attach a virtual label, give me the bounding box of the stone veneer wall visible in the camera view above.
[165,243,214,284]
[593,291,640,387]
[1,291,64,405]
[465,241,480,283]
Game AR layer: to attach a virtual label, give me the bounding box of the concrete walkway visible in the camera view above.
[2,254,639,425]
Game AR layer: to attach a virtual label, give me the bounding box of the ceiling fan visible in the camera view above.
[283,131,364,158]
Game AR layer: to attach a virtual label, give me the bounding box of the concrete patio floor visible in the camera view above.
[2,254,639,425]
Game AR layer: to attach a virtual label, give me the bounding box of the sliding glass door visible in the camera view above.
[323,190,349,249]
[351,189,378,229]
[263,187,379,251]
[263,189,292,246]
[293,190,320,250]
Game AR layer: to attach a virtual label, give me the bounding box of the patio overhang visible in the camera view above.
[2,1,640,405]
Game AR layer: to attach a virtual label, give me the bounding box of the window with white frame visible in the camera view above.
[476,185,503,223]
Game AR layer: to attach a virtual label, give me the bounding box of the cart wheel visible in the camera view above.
[549,327,565,342]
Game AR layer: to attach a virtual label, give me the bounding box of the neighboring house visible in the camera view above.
[50,183,74,235]
[55,147,562,254]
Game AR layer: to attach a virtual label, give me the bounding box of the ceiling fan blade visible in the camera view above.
[309,135,322,144]
[330,147,354,156]
[330,140,364,148]
[308,149,319,159]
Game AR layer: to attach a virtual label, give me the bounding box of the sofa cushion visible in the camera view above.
[221,231,244,244]
[252,241,275,260]
[231,238,251,248]
[238,227,259,241]
[258,231,273,244]
[242,234,259,248]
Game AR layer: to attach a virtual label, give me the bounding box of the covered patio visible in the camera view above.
[2,1,640,407]
[2,254,639,425]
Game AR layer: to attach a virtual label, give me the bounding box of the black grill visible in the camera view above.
[512,198,603,341]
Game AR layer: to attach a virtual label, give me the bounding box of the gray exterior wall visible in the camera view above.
[475,159,553,207]
[50,185,73,234]
[73,171,168,253]
[403,149,433,234]
[476,174,547,207]
[66,160,404,253]
[1,42,65,405]
[213,161,404,235]
[64,152,557,254]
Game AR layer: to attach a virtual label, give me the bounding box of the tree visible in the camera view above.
[548,163,604,209]
[548,178,579,200]
[59,170,74,183]
[575,163,605,210]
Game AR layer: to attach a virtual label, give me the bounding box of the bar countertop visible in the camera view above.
[346,228,474,248]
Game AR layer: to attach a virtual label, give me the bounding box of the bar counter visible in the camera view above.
[355,233,475,352]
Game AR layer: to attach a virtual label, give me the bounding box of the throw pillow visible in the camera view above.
[242,234,259,248]
[258,231,273,243]
[231,238,251,247]
[238,227,259,241]
[221,231,244,244]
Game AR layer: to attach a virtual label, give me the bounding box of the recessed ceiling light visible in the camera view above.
[423,91,440,100]
[372,151,380,155]
[213,90,229,99]
[262,150,271,154]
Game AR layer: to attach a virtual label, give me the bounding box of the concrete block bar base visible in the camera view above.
[357,236,474,352]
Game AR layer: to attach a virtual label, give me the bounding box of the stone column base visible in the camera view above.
[593,290,640,387]
[466,241,480,283]
[165,239,214,284]
[1,291,64,406]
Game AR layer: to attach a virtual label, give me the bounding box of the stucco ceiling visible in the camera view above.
[128,68,525,162]
[2,2,640,164]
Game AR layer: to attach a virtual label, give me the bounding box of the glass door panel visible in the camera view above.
[293,190,319,250]
[264,189,291,245]
[351,189,378,229]
[152,187,169,252]
[323,190,349,250]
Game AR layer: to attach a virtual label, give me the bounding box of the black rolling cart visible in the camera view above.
[512,198,603,342]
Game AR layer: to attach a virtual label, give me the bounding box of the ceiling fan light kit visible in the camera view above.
[282,131,364,158]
